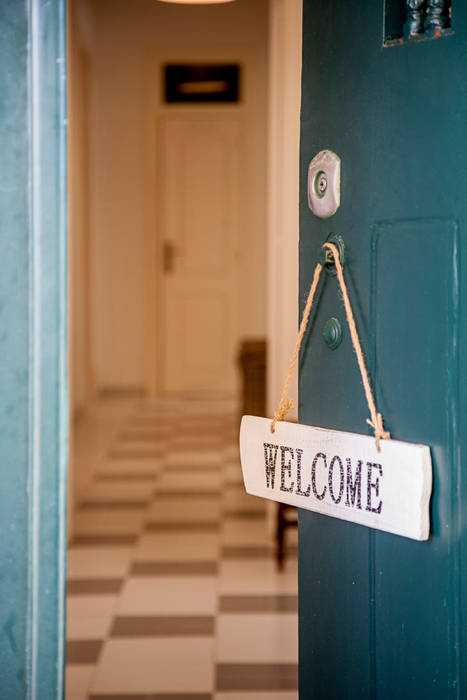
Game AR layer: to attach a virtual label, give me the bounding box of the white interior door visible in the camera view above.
[158,112,242,395]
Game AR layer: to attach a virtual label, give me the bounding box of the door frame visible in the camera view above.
[267,0,303,419]
[29,0,68,695]
[143,46,261,396]
[0,0,68,696]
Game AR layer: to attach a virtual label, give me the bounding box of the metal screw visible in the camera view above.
[315,171,328,197]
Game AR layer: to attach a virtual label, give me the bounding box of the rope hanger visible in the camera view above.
[271,241,390,453]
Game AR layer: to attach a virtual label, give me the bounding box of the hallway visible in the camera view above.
[66,398,298,699]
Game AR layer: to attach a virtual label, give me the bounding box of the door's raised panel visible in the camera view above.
[371,219,459,696]
[161,118,239,276]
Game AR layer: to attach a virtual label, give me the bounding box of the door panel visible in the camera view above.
[159,114,240,394]
[299,1,467,697]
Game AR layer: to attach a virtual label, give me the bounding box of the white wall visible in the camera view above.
[82,0,269,393]
[267,0,302,419]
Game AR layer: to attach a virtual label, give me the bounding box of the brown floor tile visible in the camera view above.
[223,510,266,520]
[96,473,157,482]
[90,695,211,700]
[67,640,103,665]
[111,616,215,637]
[171,440,224,449]
[127,417,172,427]
[109,450,164,460]
[119,431,171,442]
[216,663,298,691]
[79,501,148,511]
[219,595,298,613]
[161,464,220,473]
[71,535,138,546]
[154,489,220,502]
[67,578,123,595]
[131,561,217,576]
[156,489,220,498]
[145,521,219,533]
[221,545,272,559]
[223,479,244,487]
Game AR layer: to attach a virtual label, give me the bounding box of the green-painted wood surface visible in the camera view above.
[0,0,67,697]
[299,1,467,697]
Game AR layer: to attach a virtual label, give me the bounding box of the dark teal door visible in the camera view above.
[299,2,467,697]
[0,1,67,696]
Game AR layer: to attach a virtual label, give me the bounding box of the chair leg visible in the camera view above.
[276,503,285,570]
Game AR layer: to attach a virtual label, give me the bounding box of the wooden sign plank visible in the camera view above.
[240,416,432,541]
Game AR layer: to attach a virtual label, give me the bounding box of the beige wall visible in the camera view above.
[69,38,94,417]
[68,0,97,533]
[80,0,269,393]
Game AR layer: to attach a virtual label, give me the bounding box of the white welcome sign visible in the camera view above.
[240,416,432,541]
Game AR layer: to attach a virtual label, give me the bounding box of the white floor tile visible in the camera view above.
[174,431,221,439]
[135,532,219,561]
[65,664,96,698]
[98,458,161,475]
[172,432,223,442]
[83,481,154,502]
[166,450,222,466]
[68,546,133,579]
[91,638,214,693]
[224,445,240,460]
[221,520,272,546]
[67,614,111,640]
[117,576,217,615]
[216,614,298,662]
[67,595,118,640]
[223,462,243,483]
[219,560,297,595]
[74,509,144,536]
[114,439,166,452]
[222,488,265,513]
[122,423,172,433]
[158,470,222,491]
[147,496,220,522]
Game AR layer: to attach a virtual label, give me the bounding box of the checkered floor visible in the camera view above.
[66,398,298,699]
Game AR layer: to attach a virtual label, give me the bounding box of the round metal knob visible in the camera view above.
[323,317,342,350]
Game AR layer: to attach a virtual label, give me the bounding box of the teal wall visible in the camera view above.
[0,0,67,696]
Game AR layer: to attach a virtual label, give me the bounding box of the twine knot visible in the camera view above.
[271,397,294,433]
[366,412,391,452]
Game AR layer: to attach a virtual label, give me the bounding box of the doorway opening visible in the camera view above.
[67,0,301,696]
